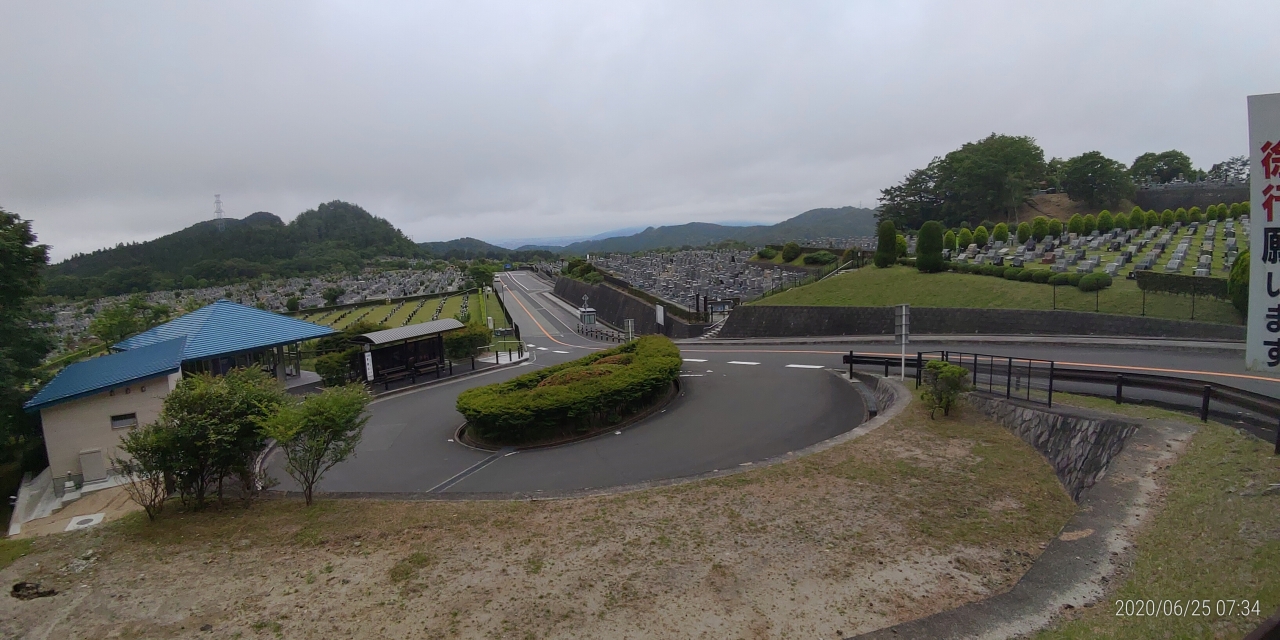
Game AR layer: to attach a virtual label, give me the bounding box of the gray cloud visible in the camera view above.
[2,1,1277,260]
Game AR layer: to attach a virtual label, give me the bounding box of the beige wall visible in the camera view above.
[40,372,179,481]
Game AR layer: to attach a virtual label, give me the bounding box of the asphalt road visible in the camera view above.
[268,270,1280,497]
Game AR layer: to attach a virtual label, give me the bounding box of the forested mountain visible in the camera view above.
[46,201,419,298]
[555,206,877,254]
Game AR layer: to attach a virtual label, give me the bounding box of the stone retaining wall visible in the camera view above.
[552,278,707,339]
[717,305,1244,340]
[966,394,1140,501]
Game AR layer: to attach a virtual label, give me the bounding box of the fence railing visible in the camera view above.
[841,349,1280,452]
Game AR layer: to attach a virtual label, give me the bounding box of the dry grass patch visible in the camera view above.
[0,397,1074,639]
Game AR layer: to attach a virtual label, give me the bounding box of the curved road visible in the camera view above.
[268,270,1280,497]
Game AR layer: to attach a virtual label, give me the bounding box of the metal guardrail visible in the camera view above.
[842,349,1280,453]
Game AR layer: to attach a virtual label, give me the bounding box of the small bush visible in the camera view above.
[1003,267,1022,280]
[803,250,837,265]
[1031,270,1052,284]
[1017,269,1035,282]
[1066,272,1084,286]
[980,264,996,276]
[1049,273,1070,286]
[966,264,983,274]
[921,361,970,418]
[756,247,777,260]
[1229,250,1249,314]
[990,266,1007,278]
[1077,272,1112,292]
[782,242,803,262]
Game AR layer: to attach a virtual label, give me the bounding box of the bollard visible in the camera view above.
[884,359,889,377]
[848,350,853,378]
[1116,374,1124,404]
[915,353,923,388]
[1200,385,1211,422]
[1275,416,1279,455]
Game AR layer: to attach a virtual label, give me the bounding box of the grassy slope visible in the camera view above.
[1034,394,1279,638]
[753,265,1241,325]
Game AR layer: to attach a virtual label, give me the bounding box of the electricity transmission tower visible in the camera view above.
[214,194,224,231]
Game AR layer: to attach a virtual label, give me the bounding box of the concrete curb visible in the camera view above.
[273,371,912,503]
[853,412,1199,640]
[680,334,1245,353]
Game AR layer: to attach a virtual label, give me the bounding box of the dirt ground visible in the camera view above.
[1,398,1075,639]
[1014,193,1138,224]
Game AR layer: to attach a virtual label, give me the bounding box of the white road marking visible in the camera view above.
[527,343,536,348]
[536,347,548,351]
[785,364,825,369]
[682,358,708,362]
[553,350,569,354]
[727,361,760,365]
[679,374,704,377]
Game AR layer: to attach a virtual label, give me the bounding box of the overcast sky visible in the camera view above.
[3,1,1278,261]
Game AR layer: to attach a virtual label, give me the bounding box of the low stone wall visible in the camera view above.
[717,305,1244,340]
[552,278,707,339]
[966,394,1139,501]
[851,372,897,414]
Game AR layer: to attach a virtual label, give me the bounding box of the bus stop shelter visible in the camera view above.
[351,318,464,389]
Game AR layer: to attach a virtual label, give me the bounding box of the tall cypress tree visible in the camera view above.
[874,220,897,268]
[916,221,944,273]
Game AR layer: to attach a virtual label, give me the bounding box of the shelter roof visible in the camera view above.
[352,318,465,345]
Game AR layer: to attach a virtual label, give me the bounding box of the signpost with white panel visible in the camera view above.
[1246,93,1280,373]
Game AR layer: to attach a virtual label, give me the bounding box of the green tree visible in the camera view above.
[973,225,989,248]
[874,221,897,268]
[1129,150,1201,184]
[1031,216,1049,241]
[840,248,857,266]
[781,242,803,262]
[921,361,970,418]
[916,221,944,272]
[895,234,908,257]
[1060,151,1135,208]
[1188,206,1202,223]
[992,222,1009,243]
[259,384,372,507]
[89,294,171,345]
[1175,207,1189,224]
[285,296,300,312]
[1067,214,1084,235]
[157,368,287,509]
[113,423,175,521]
[878,133,1046,227]
[0,209,53,472]
[1146,210,1161,228]
[1161,209,1176,227]
[1097,210,1114,231]
[1214,204,1227,221]
[756,247,777,260]
[322,286,345,306]
[1047,218,1063,238]
[943,230,957,251]
[181,274,197,289]
[444,323,494,360]
[1083,214,1096,234]
[1114,212,1129,230]
[1229,250,1249,315]
[957,227,974,250]
[1230,202,1247,219]
[1016,222,1031,244]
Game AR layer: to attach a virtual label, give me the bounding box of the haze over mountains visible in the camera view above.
[43,202,876,299]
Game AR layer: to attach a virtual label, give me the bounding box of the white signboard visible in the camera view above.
[364,351,375,381]
[655,304,665,326]
[1246,92,1280,372]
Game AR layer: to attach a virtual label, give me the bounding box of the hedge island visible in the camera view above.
[456,335,682,446]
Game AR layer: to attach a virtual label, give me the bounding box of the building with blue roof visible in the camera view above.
[25,300,334,492]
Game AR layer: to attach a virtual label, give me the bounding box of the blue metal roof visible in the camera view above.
[25,337,186,411]
[113,299,336,361]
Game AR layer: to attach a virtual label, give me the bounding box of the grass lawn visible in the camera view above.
[0,397,1075,638]
[0,538,33,571]
[753,265,1242,325]
[1034,395,1279,638]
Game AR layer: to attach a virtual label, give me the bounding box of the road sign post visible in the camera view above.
[894,304,910,380]
[1246,92,1280,374]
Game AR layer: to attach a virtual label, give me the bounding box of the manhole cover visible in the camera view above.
[76,519,94,526]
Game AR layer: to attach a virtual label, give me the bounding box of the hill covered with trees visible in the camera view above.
[46,201,420,298]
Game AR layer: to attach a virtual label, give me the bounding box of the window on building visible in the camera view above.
[110,413,138,429]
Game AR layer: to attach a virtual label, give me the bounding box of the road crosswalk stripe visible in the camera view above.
[785,364,825,369]
[727,361,760,365]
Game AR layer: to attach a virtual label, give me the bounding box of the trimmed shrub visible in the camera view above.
[896,234,908,257]
[1161,209,1175,227]
[917,220,945,272]
[1017,269,1035,282]
[957,227,973,249]
[1215,204,1228,221]
[1003,267,1023,280]
[1031,270,1052,284]
[992,222,1009,243]
[990,265,1007,278]
[1175,207,1189,224]
[1077,272,1112,292]
[456,336,681,444]
[874,221,896,268]
[444,323,494,359]
[1188,206,1202,223]
[1134,271,1229,300]
[1048,218,1063,238]
[756,247,778,260]
[943,229,957,251]
[1016,222,1031,244]
[781,242,802,262]
[966,264,983,274]
[1130,206,1145,229]
[1031,216,1049,241]
[1230,202,1248,219]
[1048,273,1070,286]
[1229,250,1249,314]
[973,225,989,248]
[1097,210,1114,231]
[1067,213,1084,235]
[1114,212,1129,230]
[1066,272,1084,286]
[979,264,996,276]
[803,250,837,265]
[1083,214,1096,234]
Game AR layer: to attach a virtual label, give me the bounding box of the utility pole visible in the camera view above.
[895,304,910,381]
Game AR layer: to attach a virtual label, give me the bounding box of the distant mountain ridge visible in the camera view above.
[550,206,877,254]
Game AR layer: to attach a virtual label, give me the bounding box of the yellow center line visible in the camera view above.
[502,276,579,349]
